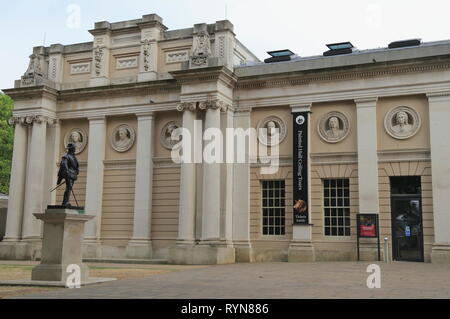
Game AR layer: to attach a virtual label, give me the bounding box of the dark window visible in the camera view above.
[323,179,351,236]
[262,180,285,236]
[390,176,421,195]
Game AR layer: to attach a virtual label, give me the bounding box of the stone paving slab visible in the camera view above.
[7,261,450,299]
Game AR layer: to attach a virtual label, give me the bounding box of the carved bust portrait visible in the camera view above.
[111,124,135,152]
[257,116,287,146]
[318,111,350,143]
[64,128,87,154]
[161,121,182,149]
[384,106,421,140]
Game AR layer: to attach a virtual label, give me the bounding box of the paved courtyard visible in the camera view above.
[6,261,450,299]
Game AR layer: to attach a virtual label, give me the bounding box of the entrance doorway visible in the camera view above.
[390,176,424,262]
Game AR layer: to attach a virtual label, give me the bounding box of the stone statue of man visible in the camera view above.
[57,143,79,207]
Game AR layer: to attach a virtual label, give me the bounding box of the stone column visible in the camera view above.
[22,116,48,241]
[176,102,197,245]
[84,116,106,249]
[127,112,154,259]
[232,108,253,261]
[355,98,379,213]
[3,118,28,241]
[427,92,450,263]
[355,98,379,260]
[201,103,222,243]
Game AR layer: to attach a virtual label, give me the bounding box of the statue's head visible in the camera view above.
[118,127,128,140]
[329,116,339,129]
[66,143,76,154]
[396,111,408,125]
[70,131,81,143]
[267,121,277,135]
[167,124,177,135]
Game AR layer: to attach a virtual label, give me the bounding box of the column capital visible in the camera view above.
[87,115,106,122]
[291,103,312,113]
[135,111,154,120]
[354,97,378,108]
[198,99,229,112]
[177,101,197,112]
[9,115,57,126]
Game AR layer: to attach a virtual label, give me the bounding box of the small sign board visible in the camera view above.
[356,213,381,261]
[357,213,378,238]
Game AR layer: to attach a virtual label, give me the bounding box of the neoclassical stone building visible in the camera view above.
[1,14,450,264]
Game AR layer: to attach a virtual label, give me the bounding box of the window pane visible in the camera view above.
[323,179,350,237]
[262,180,285,236]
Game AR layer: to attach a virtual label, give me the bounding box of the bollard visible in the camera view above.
[384,237,389,263]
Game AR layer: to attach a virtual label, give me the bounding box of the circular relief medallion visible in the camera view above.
[257,116,287,146]
[111,124,136,152]
[384,106,421,140]
[160,121,182,150]
[64,128,88,154]
[317,111,350,144]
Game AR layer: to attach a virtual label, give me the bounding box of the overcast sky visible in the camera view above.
[1,0,450,90]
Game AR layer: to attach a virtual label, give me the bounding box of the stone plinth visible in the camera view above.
[27,208,115,286]
[32,209,92,282]
[288,225,315,262]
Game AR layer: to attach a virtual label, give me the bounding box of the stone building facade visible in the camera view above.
[1,14,450,264]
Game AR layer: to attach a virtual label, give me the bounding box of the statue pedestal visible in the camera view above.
[31,208,93,282]
[0,208,116,287]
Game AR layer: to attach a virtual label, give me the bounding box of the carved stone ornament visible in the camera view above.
[94,46,104,76]
[21,53,46,86]
[64,128,88,155]
[198,99,228,112]
[256,116,287,146]
[160,121,182,150]
[384,106,421,140]
[177,102,197,112]
[142,39,151,71]
[317,111,350,144]
[9,115,55,126]
[191,30,212,67]
[111,124,136,153]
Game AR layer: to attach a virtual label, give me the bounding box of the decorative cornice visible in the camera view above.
[310,152,358,165]
[170,66,238,89]
[377,149,430,163]
[3,85,59,101]
[236,62,450,90]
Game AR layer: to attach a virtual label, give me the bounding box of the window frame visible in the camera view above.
[260,179,286,238]
[322,178,351,238]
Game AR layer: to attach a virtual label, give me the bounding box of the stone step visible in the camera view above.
[83,258,168,265]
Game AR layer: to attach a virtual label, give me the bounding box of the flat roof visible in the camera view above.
[235,39,450,78]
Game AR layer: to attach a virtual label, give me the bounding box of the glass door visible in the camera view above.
[391,197,424,262]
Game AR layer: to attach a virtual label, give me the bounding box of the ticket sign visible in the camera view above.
[357,214,379,238]
[292,112,309,225]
